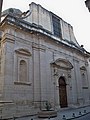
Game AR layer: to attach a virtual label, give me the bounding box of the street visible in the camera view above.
[13,113,90,120]
[75,113,90,120]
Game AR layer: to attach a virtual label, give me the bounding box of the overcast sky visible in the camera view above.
[2,0,90,52]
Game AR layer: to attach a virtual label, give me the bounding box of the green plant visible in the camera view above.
[45,101,52,111]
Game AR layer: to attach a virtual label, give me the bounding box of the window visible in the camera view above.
[19,60,27,82]
[52,15,62,38]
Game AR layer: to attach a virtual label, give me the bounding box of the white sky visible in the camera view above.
[2,0,90,52]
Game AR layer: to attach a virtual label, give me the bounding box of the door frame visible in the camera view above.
[58,76,68,108]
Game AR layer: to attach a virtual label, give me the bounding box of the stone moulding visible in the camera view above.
[15,48,31,56]
[14,81,31,86]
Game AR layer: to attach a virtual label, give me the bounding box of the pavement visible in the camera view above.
[16,105,90,120]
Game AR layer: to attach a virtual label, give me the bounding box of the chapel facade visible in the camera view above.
[0,2,90,118]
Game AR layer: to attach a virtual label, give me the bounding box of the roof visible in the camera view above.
[1,14,89,57]
[2,8,22,17]
[1,2,90,56]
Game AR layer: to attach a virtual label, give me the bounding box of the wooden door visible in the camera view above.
[59,77,68,108]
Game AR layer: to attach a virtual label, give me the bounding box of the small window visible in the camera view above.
[52,15,62,38]
[19,60,27,82]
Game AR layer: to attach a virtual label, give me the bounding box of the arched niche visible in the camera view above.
[19,60,27,82]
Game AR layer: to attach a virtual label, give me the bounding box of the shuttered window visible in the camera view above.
[52,15,62,38]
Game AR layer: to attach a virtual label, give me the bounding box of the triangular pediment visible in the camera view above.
[15,48,31,56]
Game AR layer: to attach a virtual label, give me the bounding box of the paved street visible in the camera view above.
[15,113,90,120]
[74,113,90,120]
[15,105,90,120]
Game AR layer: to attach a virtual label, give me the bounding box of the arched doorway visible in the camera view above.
[59,76,68,108]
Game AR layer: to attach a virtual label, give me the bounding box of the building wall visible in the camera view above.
[25,2,78,47]
[0,2,90,118]
[0,24,90,116]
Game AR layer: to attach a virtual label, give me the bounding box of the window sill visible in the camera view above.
[14,81,31,86]
[82,86,88,89]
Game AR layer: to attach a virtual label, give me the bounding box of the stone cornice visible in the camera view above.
[0,15,90,57]
[1,33,15,43]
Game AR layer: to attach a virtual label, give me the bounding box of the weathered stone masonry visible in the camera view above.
[0,2,90,118]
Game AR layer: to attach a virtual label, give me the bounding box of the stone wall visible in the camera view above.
[0,2,90,118]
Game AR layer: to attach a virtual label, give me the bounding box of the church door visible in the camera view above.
[59,76,68,108]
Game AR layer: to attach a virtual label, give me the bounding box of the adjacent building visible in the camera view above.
[0,2,90,118]
[85,0,90,12]
[0,0,3,21]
